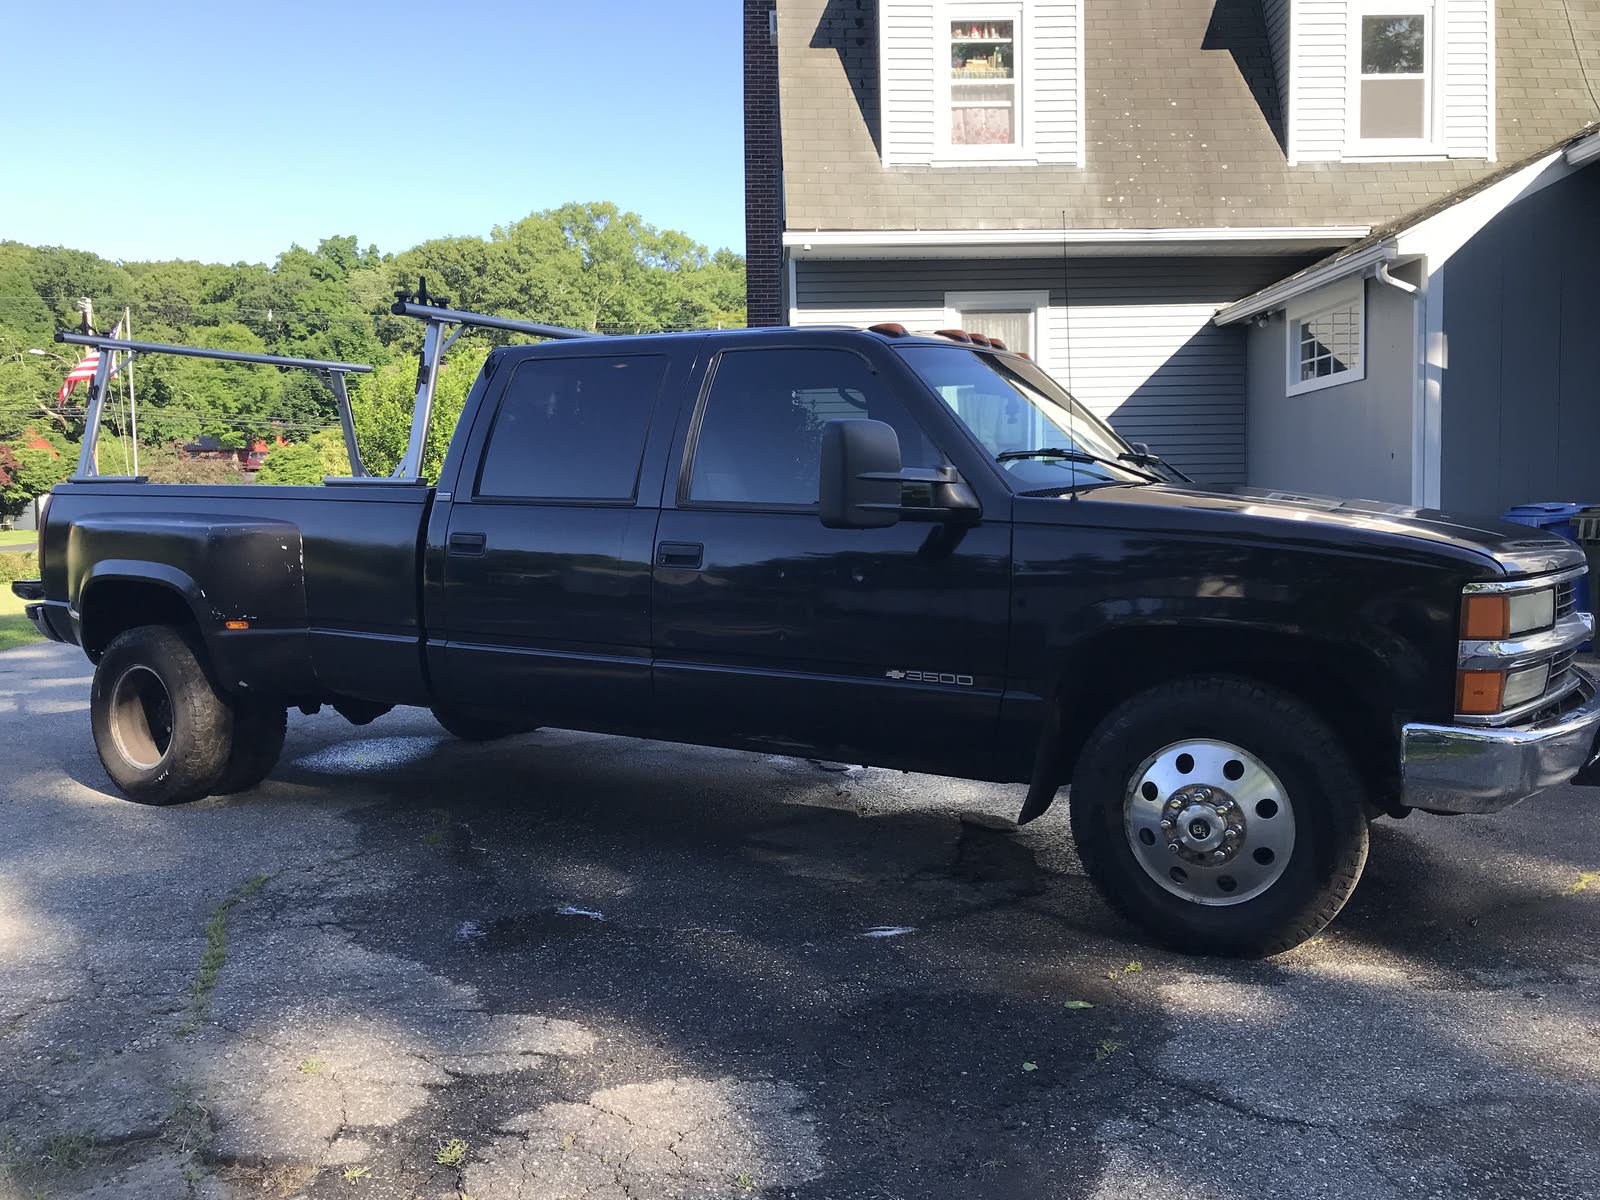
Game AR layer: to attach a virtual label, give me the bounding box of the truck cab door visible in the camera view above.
[650,341,1011,776]
[428,347,682,733]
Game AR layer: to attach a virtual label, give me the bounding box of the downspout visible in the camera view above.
[1373,258,1429,507]
[1374,261,1418,295]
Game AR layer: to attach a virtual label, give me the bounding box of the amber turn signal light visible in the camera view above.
[1456,669,1506,714]
[1460,594,1509,640]
[224,620,251,631]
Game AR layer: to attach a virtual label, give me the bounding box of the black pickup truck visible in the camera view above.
[15,311,1600,955]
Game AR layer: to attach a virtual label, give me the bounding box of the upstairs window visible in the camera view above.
[949,16,1018,147]
[1359,12,1428,140]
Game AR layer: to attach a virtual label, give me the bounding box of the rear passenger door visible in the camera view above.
[651,342,1012,774]
[433,348,680,732]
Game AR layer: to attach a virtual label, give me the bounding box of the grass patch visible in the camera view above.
[178,873,270,1036]
[434,1137,468,1168]
[40,1133,94,1172]
[0,530,37,547]
[0,590,42,653]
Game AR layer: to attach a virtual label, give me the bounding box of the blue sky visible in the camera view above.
[1,1,744,264]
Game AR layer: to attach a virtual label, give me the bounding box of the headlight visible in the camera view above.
[1461,586,1555,639]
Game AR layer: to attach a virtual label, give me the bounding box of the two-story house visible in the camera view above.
[744,0,1600,507]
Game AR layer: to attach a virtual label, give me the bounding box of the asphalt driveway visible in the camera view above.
[2,638,1599,1199]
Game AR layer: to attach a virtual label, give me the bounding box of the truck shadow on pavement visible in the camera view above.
[5,681,1600,1198]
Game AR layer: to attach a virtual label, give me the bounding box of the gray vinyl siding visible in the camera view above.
[1244,275,1419,504]
[1439,164,1600,517]
[792,255,1312,484]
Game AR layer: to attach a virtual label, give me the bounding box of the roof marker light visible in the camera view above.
[868,322,909,337]
[935,329,974,343]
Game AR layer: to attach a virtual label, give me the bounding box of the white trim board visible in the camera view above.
[784,226,1370,259]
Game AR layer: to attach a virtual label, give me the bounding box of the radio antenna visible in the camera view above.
[1061,209,1079,501]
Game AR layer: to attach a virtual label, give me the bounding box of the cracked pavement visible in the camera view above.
[2,638,1599,1198]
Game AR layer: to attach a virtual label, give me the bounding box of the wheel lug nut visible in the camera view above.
[1159,819,1173,831]
[1167,842,1182,854]
[1212,850,1228,862]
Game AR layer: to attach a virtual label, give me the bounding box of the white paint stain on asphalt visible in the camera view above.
[557,906,605,920]
[860,926,917,938]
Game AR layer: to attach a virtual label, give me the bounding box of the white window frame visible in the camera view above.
[1346,1,1443,160]
[944,289,1050,357]
[936,1,1029,164]
[1285,280,1366,396]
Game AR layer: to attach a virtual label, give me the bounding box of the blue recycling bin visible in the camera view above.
[1501,504,1593,635]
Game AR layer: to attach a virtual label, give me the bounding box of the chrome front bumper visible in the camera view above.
[1401,667,1600,814]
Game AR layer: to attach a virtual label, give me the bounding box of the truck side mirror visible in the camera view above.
[820,419,903,529]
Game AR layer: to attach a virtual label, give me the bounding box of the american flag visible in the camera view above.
[57,319,123,404]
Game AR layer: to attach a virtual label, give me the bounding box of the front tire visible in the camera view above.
[1069,676,1369,957]
[90,626,234,806]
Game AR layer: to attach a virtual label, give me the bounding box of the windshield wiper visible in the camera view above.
[1119,448,1194,484]
[995,447,1161,483]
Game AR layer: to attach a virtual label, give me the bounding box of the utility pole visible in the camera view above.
[77,297,93,334]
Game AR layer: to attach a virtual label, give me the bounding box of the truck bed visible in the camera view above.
[37,481,434,707]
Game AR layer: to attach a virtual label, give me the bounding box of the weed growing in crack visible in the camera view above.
[423,809,452,846]
[164,1082,212,1157]
[298,1056,325,1075]
[1095,1038,1126,1062]
[40,1133,93,1172]
[178,873,271,1036]
[735,1170,756,1192]
[342,1164,372,1182]
[435,1137,468,1168]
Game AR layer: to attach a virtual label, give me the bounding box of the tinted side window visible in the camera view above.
[477,355,667,500]
[687,348,939,506]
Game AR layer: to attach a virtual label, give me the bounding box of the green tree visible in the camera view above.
[0,440,71,517]
[0,205,744,477]
[254,440,326,486]
[350,343,489,482]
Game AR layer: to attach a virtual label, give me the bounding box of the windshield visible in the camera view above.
[896,345,1151,491]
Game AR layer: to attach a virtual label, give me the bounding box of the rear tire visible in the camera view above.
[211,699,287,794]
[430,706,539,742]
[1069,675,1369,957]
[90,625,234,806]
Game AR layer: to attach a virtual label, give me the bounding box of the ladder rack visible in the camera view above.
[56,280,599,485]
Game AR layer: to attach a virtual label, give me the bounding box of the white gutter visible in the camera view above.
[1213,240,1398,326]
[1565,129,1600,168]
[782,226,1370,252]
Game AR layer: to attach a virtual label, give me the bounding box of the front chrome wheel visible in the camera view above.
[1123,739,1296,906]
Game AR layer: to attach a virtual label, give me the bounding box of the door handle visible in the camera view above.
[655,541,704,569]
[448,531,487,557]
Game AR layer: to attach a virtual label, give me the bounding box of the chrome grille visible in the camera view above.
[1557,579,1578,620]
[1549,649,1578,692]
